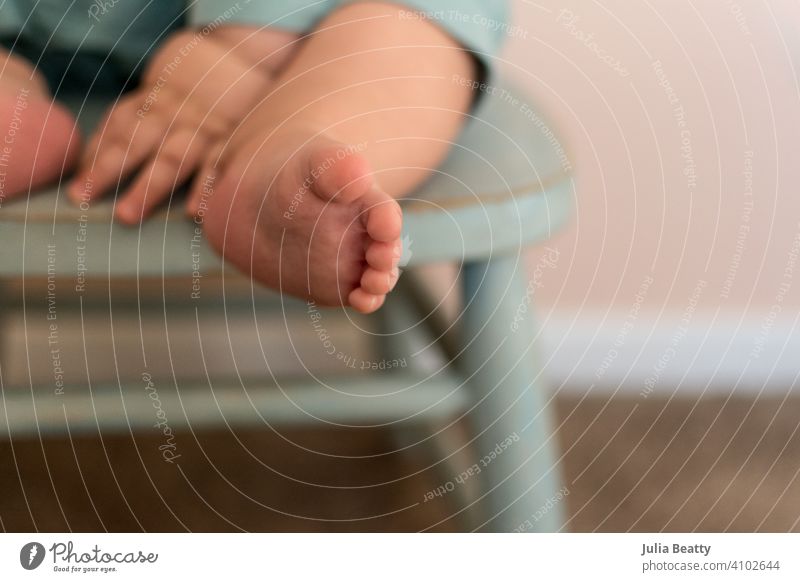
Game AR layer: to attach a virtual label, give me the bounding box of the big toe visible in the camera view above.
[361,187,403,243]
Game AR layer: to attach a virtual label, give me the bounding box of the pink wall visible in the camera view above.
[501,0,800,316]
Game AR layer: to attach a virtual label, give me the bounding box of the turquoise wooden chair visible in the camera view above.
[0,82,573,532]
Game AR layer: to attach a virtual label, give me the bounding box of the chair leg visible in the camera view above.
[0,281,14,381]
[378,291,480,531]
[460,255,566,532]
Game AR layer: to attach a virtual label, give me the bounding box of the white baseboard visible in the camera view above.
[540,311,800,395]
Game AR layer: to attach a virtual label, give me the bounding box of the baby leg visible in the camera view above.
[190,2,477,312]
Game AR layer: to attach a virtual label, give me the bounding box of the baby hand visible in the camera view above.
[69,26,294,223]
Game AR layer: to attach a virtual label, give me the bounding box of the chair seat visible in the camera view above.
[0,83,572,277]
[0,84,573,531]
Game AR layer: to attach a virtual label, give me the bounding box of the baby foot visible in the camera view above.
[193,131,403,313]
[0,60,80,199]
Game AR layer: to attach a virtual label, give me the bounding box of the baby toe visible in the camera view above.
[348,288,386,314]
[366,240,402,272]
[360,267,400,295]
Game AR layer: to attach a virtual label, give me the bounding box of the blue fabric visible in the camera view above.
[0,0,510,91]
[0,0,186,77]
[189,0,510,72]
[188,0,334,33]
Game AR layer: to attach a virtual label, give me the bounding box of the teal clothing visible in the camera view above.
[0,1,509,93]
[189,0,510,72]
[0,1,186,79]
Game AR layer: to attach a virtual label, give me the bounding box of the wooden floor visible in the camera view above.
[2,394,799,532]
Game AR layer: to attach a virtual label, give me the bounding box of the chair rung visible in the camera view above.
[0,373,468,438]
